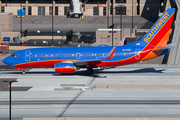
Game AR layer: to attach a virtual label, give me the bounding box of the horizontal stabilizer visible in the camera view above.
[152,42,177,52]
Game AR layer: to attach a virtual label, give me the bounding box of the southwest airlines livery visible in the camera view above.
[3,8,176,75]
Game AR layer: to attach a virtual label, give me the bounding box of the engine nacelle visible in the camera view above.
[54,62,76,73]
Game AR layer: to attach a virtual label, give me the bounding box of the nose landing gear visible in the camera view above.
[22,70,26,75]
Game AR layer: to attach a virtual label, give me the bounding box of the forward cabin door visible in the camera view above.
[76,53,80,59]
[25,50,31,61]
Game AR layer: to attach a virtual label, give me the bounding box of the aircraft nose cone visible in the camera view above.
[2,57,9,65]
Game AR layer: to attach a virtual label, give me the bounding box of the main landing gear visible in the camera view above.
[86,68,93,75]
[22,70,26,75]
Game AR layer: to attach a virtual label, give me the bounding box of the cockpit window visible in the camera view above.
[11,54,18,57]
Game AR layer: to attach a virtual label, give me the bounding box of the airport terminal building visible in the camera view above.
[0,0,168,17]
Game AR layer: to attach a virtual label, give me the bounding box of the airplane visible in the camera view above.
[3,8,176,75]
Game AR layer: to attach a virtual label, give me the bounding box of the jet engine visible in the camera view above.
[54,62,76,73]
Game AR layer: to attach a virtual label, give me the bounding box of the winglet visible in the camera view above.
[103,46,117,60]
[118,37,126,46]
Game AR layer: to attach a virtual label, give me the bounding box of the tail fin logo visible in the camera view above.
[144,12,170,43]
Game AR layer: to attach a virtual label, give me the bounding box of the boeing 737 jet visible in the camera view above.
[3,8,176,75]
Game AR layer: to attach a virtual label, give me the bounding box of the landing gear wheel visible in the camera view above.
[22,70,26,75]
[86,68,93,75]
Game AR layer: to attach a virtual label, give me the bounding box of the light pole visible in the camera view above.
[52,0,54,46]
[112,0,113,46]
[20,0,22,37]
[57,30,60,46]
[107,0,109,28]
[132,0,133,36]
[3,80,18,120]
[120,5,122,41]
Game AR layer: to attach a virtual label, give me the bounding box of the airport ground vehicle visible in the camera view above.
[0,42,8,53]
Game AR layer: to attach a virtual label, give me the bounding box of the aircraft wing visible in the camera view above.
[73,59,102,67]
[73,46,117,67]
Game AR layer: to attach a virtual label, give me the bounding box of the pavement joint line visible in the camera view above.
[90,17,105,24]
[58,90,83,117]
[2,100,180,105]
[94,18,105,24]
[87,69,102,87]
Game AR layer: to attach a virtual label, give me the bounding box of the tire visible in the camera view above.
[22,71,26,75]
[86,68,93,75]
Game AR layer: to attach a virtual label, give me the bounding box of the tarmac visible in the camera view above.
[0,9,178,120]
[1,58,180,119]
[13,15,151,32]
[1,46,180,120]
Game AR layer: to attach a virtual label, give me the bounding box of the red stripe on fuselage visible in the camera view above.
[13,60,74,68]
